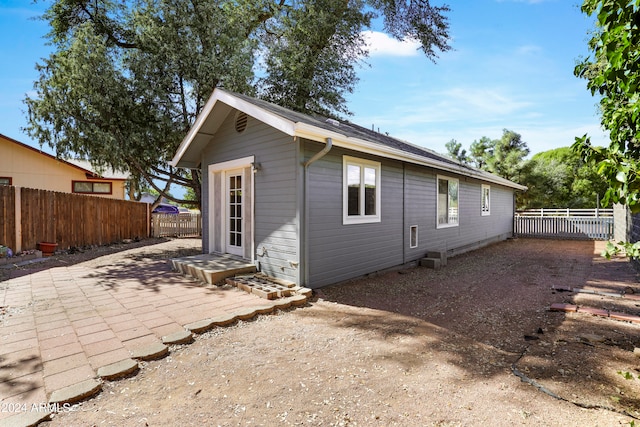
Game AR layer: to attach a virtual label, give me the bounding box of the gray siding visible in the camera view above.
[305,146,516,288]
[200,120,516,288]
[305,143,405,287]
[201,113,300,284]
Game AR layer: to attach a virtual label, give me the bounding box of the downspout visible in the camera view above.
[303,137,333,286]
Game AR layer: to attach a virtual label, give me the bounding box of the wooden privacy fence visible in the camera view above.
[514,208,614,240]
[0,186,149,252]
[151,212,202,238]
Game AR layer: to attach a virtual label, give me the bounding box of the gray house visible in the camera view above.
[171,89,526,288]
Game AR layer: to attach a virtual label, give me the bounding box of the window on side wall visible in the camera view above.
[72,181,112,195]
[481,184,490,216]
[437,175,459,228]
[0,177,11,186]
[343,156,381,224]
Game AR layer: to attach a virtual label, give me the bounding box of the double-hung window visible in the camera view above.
[437,175,459,228]
[343,156,381,224]
[481,184,490,216]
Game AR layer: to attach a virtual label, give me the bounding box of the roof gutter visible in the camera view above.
[302,137,333,286]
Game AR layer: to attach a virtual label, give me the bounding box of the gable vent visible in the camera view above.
[235,112,248,133]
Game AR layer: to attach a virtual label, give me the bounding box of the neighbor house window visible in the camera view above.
[0,177,11,186]
[72,181,112,194]
[343,156,381,224]
[481,184,490,216]
[437,176,459,228]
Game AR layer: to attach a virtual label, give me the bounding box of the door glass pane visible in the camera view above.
[228,172,242,249]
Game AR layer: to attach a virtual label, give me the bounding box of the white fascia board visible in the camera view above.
[214,91,297,137]
[292,122,527,191]
[170,91,218,167]
[170,89,297,167]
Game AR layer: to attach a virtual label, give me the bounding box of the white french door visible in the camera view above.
[225,169,244,256]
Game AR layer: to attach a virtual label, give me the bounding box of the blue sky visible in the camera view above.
[0,0,606,158]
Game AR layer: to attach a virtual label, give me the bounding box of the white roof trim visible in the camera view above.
[170,90,296,167]
[292,122,526,190]
[171,89,526,191]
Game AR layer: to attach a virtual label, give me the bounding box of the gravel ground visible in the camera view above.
[5,237,640,426]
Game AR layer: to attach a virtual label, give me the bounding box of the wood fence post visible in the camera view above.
[14,186,21,253]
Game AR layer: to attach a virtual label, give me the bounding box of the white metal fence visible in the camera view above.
[515,208,614,240]
[151,213,202,238]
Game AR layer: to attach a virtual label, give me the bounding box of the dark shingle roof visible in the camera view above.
[229,91,462,168]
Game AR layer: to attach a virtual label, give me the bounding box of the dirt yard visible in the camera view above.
[7,238,640,426]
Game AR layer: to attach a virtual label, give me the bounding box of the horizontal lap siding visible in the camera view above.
[403,166,435,261]
[404,163,515,259]
[201,115,299,283]
[306,144,404,287]
[434,179,514,255]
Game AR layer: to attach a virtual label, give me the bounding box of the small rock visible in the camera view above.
[579,333,605,343]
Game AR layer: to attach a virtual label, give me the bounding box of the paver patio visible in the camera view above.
[0,245,307,425]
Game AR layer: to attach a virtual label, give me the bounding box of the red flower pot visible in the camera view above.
[38,242,58,257]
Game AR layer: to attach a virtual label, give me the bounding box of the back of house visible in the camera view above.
[171,89,526,288]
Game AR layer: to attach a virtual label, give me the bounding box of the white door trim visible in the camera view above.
[207,156,255,260]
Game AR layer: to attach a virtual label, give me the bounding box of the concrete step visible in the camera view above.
[420,257,441,269]
[171,253,257,284]
[426,250,447,267]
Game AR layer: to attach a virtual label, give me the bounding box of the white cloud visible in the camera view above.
[358,86,533,129]
[515,44,543,55]
[351,84,607,157]
[361,31,421,57]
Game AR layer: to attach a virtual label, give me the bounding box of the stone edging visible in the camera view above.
[0,251,43,268]
[1,292,312,427]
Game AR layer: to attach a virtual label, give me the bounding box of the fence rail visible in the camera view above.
[0,186,149,252]
[515,208,613,240]
[151,213,202,238]
[516,208,613,217]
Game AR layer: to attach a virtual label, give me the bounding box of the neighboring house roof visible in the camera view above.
[171,89,527,191]
[66,158,130,180]
[0,133,129,181]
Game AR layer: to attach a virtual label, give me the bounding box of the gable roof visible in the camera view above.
[171,89,527,191]
[0,133,129,181]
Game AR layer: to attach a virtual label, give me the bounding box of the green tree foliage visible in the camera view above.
[25,0,452,207]
[485,129,529,182]
[444,139,467,162]
[517,147,609,209]
[573,0,640,212]
[468,136,492,169]
[465,129,529,183]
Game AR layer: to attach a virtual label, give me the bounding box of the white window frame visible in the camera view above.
[481,184,491,216]
[343,156,381,225]
[436,175,459,229]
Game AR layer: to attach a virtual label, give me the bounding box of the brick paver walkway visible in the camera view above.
[0,248,289,424]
